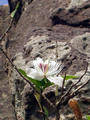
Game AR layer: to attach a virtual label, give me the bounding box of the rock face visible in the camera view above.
[68,0,88,8]
[23,35,71,60]
[0,0,90,120]
[0,5,9,36]
[0,5,16,120]
[50,1,90,27]
[70,33,90,57]
[0,60,16,120]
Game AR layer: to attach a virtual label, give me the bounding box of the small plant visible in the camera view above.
[19,57,78,92]
[86,115,90,120]
[18,57,82,120]
[19,57,64,92]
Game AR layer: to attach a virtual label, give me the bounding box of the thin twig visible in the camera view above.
[63,79,90,104]
[70,79,90,97]
[61,72,66,96]
[72,63,88,87]
[0,47,36,90]
[0,1,21,42]
[55,73,66,120]
[0,18,13,41]
[56,83,74,107]
[40,96,46,120]
[57,65,88,108]
[57,79,90,110]
[56,40,58,60]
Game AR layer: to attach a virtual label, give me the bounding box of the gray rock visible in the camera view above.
[70,33,90,57]
[50,1,90,27]
[67,0,89,9]
[24,35,71,61]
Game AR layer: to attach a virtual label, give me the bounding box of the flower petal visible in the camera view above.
[33,57,43,66]
[47,61,62,76]
[27,68,44,80]
[33,57,44,74]
[44,59,49,64]
[47,76,63,87]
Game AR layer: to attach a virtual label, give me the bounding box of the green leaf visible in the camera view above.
[18,69,27,77]
[18,69,42,87]
[43,106,49,119]
[55,85,59,96]
[86,115,90,120]
[16,2,20,9]
[34,93,49,119]
[42,78,54,90]
[34,92,42,110]
[18,69,53,91]
[11,10,16,18]
[10,2,20,18]
[63,75,78,80]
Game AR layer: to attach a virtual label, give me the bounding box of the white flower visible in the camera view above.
[26,57,63,87]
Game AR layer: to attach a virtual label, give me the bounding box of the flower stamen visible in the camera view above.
[44,64,48,74]
[39,63,43,71]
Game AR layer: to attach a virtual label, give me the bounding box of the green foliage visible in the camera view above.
[34,92,42,110]
[10,2,20,18]
[34,93,49,119]
[19,69,78,92]
[19,69,27,76]
[43,106,49,119]
[41,78,54,90]
[18,69,53,91]
[55,85,59,96]
[86,115,90,120]
[63,75,78,80]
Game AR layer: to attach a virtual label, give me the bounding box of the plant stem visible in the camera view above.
[56,107,60,120]
[40,96,46,120]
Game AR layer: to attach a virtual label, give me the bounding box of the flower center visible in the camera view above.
[39,63,48,75]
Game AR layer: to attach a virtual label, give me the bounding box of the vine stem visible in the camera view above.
[0,18,13,41]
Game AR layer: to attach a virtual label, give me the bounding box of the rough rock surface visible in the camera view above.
[70,32,90,118]
[50,1,90,27]
[70,33,90,57]
[0,58,16,120]
[0,5,9,36]
[68,0,89,9]
[0,5,16,120]
[0,0,90,120]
